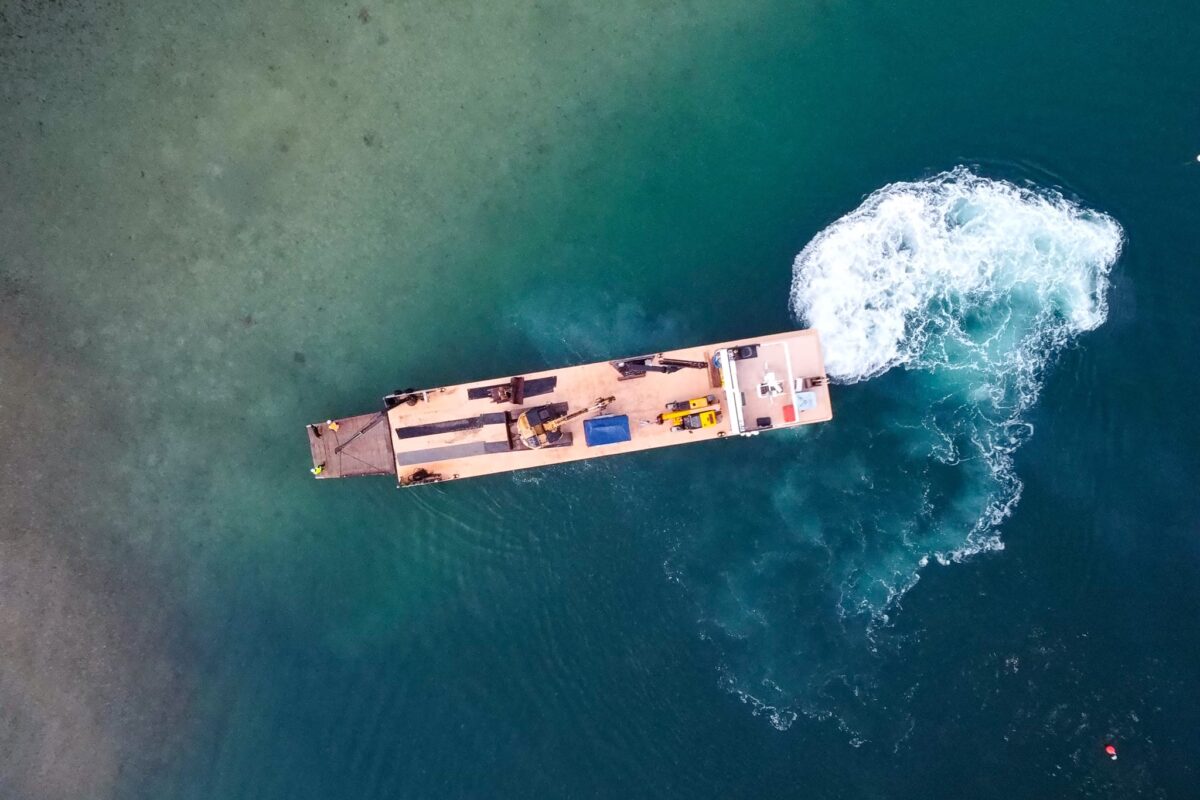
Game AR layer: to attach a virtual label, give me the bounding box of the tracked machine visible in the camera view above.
[516,396,615,449]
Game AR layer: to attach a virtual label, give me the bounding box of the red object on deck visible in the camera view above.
[782,404,796,422]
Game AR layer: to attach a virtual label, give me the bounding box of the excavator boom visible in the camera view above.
[544,395,615,432]
[517,396,615,449]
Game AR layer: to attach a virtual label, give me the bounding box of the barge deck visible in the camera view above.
[306,329,832,486]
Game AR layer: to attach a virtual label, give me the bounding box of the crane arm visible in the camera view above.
[544,396,615,432]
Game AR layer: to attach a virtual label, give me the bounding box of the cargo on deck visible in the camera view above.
[305,329,833,487]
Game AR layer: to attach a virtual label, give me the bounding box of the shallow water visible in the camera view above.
[2,0,1198,797]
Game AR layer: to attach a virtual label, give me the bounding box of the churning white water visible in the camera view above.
[790,167,1122,384]
[689,169,1124,733]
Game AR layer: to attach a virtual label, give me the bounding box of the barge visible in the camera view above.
[305,329,833,486]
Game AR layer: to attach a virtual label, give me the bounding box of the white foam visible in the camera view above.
[688,169,1123,738]
[791,168,1123,617]
[792,169,1118,618]
[790,167,1123,383]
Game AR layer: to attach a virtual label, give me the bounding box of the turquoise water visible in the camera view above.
[2,1,1198,797]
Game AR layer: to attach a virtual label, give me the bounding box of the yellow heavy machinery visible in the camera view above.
[670,409,720,432]
[665,394,717,412]
[658,402,721,426]
[516,396,615,449]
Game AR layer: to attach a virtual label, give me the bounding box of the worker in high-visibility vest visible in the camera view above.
[311,463,325,476]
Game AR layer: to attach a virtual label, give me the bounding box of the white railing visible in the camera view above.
[717,349,748,435]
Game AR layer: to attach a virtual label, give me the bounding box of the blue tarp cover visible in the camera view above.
[583,415,631,446]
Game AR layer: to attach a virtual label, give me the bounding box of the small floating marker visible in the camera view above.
[1105,743,1118,761]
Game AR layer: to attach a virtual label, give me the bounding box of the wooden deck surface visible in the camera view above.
[381,329,832,485]
[306,411,394,478]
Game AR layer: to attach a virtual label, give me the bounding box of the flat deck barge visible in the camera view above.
[306,329,832,486]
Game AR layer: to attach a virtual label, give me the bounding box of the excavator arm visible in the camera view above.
[517,396,615,449]
[543,396,615,432]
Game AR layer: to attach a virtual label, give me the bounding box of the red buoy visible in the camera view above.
[1105,744,1118,760]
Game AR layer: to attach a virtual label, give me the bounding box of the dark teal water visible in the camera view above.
[2,1,1198,798]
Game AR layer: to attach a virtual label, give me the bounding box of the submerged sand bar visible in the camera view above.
[306,329,833,486]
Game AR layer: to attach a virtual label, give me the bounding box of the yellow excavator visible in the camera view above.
[516,396,615,449]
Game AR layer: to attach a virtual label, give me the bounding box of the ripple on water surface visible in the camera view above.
[665,168,1124,738]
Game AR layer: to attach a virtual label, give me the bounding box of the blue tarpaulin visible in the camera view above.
[583,415,631,447]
